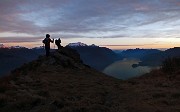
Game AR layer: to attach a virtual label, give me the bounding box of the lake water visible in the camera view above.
[103,58,153,80]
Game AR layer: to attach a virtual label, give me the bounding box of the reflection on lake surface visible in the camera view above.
[103,58,153,80]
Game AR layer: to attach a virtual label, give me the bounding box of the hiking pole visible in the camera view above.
[53,38,55,49]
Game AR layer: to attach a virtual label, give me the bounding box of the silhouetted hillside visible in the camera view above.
[120,48,161,59]
[119,47,180,67]
[66,45,123,71]
[138,47,180,66]
[0,47,124,112]
[161,57,180,74]
[0,48,44,76]
[0,47,180,112]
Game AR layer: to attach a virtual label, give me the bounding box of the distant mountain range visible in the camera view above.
[0,48,45,76]
[67,42,98,47]
[120,48,161,59]
[138,47,180,66]
[119,47,180,67]
[66,42,123,71]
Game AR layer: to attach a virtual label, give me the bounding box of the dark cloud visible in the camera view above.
[0,0,180,38]
[0,36,43,43]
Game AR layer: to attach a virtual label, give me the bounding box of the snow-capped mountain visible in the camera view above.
[67,42,88,47]
[67,42,99,47]
[10,46,27,49]
[0,44,5,48]
[32,46,44,49]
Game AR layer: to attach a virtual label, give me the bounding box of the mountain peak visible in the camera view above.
[10,46,27,49]
[67,42,99,47]
[13,47,86,72]
[67,42,88,47]
[0,44,5,48]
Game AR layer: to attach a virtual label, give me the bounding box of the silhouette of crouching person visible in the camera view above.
[55,38,61,50]
[42,34,54,56]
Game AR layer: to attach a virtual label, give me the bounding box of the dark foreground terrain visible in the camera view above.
[0,47,179,112]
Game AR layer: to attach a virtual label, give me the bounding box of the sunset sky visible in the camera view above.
[0,0,180,49]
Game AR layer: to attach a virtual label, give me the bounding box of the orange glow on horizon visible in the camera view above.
[102,44,180,50]
[2,42,179,50]
[1,37,180,50]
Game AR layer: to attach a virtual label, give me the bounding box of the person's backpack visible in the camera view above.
[42,38,48,44]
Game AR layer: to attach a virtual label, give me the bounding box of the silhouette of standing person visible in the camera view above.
[55,38,61,50]
[42,34,54,56]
